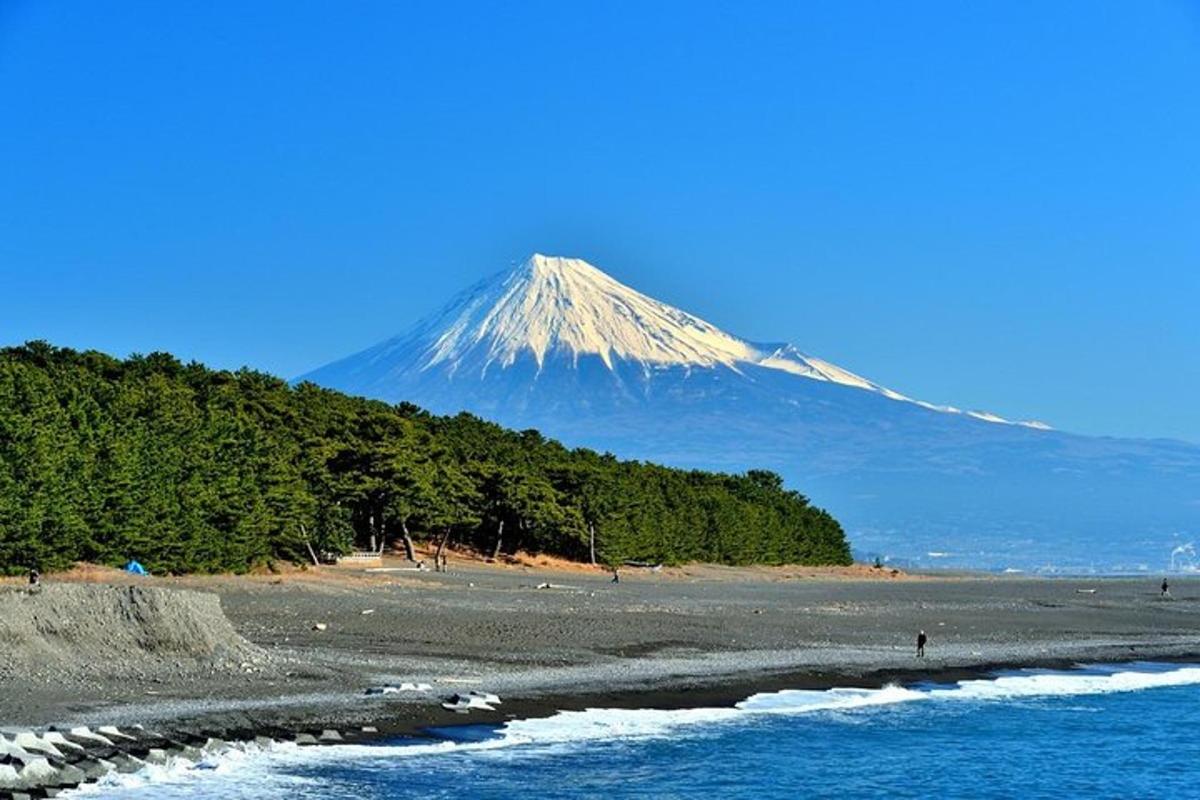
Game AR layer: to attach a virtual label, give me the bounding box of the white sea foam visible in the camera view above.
[66,742,316,797]
[737,682,924,713]
[738,664,1200,713]
[932,664,1200,701]
[63,664,1200,797]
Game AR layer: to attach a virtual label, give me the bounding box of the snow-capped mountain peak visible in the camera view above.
[422,253,758,371]
[297,253,1200,572]
[308,253,1049,429]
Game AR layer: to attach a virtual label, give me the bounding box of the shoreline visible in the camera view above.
[34,635,1200,746]
[4,562,1200,796]
[174,647,1200,742]
[8,654,1198,800]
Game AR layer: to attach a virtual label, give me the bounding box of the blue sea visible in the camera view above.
[70,663,1200,799]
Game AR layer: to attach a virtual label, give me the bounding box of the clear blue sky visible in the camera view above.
[2,1,1198,441]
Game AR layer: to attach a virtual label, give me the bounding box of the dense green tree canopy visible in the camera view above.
[0,343,851,573]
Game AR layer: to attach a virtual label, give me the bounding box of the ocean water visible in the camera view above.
[70,663,1200,799]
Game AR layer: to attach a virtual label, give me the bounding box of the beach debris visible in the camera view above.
[441,697,487,713]
[312,622,328,631]
[466,690,502,705]
[361,726,379,734]
[123,559,149,576]
[1076,588,1098,594]
[366,681,433,695]
[360,609,376,615]
[441,691,502,712]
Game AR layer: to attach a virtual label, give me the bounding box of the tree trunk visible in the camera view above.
[400,519,416,562]
[434,526,452,569]
[490,519,505,562]
[300,523,320,567]
[377,519,387,555]
[368,513,377,553]
[589,521,596,566]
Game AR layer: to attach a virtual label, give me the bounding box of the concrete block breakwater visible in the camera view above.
[0,723,363,798]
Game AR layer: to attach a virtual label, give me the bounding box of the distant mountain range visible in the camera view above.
[300,254,1200,572]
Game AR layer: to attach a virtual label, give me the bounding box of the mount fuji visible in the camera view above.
[301,254,1200,572]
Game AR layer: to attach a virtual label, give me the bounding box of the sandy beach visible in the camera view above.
[4,556,1199,741]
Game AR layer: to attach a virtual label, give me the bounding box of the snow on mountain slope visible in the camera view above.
[422,253,757,371]
[324,253,1047,429]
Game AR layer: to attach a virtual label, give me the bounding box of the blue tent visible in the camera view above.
[124,560,148,576]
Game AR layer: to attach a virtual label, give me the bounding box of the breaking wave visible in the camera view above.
[67,663,1200,797]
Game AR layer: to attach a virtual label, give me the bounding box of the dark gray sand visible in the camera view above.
[3,561,1199,737]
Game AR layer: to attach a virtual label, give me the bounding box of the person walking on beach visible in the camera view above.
[1161,578,1171,598]
[916,630,927,658]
